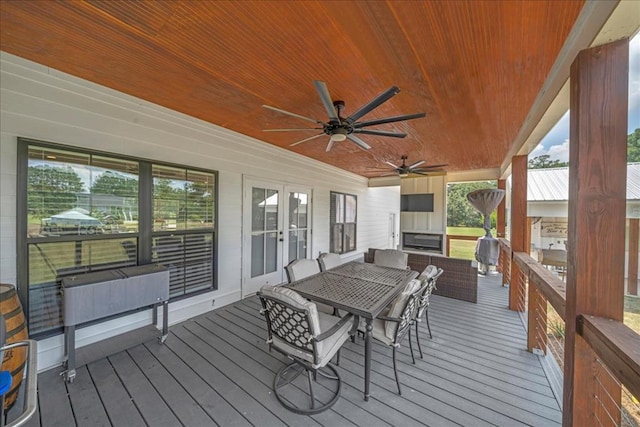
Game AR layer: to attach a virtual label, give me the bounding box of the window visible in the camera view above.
[329,192,357,254]
[18,139,217,337]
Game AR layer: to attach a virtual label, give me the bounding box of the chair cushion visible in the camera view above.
[358,317,394,346]
[313,312,354,368]
[374,249,408,269]
[315,302,336,315]
[286,259,321,282]
[385,279,421,340]
[318,253,342,271]
[424,265,438,280]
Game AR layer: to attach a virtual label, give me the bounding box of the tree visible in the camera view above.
[628,128,640,162]
[90,171,138,197]
[447,181,497,227]
[186,180,213,223]
[153,178,183,221]
[528,154,568,169]
[27,165,85,218]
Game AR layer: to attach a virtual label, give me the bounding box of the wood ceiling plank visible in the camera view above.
[0,0,585,177]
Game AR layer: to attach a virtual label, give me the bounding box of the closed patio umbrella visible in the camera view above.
[466,189,505,272]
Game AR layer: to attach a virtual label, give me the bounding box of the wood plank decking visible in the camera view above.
[14,275,562,426]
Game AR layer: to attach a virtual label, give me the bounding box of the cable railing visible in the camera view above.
[498,238,639,425]
[547,303,565,369]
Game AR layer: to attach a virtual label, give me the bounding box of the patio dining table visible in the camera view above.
[285,260,418,401]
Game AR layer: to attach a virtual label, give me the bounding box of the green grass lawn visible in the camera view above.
[447,226,496,237]
[625,296,640,334]
[446,226,496,260]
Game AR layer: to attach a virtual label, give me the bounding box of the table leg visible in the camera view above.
[364,318,373,401]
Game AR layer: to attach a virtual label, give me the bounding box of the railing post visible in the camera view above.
[498,239,511,287]
[509,155,527,312]
[563,39,628,427]
[497,179,506,238]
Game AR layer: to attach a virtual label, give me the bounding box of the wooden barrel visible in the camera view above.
[0,284,29,411]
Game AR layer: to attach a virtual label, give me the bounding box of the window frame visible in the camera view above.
[17,137,219,338]
[329,191,357,254]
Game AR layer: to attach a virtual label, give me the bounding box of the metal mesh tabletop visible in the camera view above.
[286,262,417,318]
[330,262,415,284]
[288,273,395,312]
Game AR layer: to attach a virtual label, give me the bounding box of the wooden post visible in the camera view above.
[509,155,527,312]
[497,179,506,238]
[563,39,628,427]
[629,218,639,296]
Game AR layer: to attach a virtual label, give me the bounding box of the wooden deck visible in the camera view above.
[15,274,562,426]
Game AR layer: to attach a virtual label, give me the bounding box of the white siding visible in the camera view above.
[0,52,400,370]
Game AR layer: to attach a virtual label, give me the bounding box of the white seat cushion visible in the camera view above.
[374,249,408,269]
[384,279,421,340]
[318,253,342,271]
[286,259,321,282]
[313,312,354,367]
[315,301,336,315]
[358,317,394,346]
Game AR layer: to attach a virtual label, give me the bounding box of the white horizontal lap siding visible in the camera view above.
[0,52,401,370]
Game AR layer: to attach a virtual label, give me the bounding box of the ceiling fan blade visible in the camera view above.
[412,170,447,176]
[379,172,400,177]
[263,105,325,125]
[346,134,371,150]
[408,160,425,168]
[413,163,449,170]
[313,81,339,122]
[345,86,400,124]
[289,133,325,147]
[384,161,400,169]
[353,129,407,138]
[353,112,426,128]
[263,128,323,132]
[325,139,336,152]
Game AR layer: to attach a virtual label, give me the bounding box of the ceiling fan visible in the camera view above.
[262,80,426,152]
[373,155,448,177]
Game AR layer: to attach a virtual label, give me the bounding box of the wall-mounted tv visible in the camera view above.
[401,193,434,212]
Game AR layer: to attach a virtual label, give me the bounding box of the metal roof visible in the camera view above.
[528,163,640,201]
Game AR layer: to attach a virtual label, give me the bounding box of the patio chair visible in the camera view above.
[285,259,335,315]
[373,249,408,269]
[317,252,342,271]
[411,266,444,359]
[285,258,320,282]
[258,285,357,414]
[358,279,426,395]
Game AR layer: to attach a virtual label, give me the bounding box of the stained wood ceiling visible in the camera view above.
[0,1,585,178]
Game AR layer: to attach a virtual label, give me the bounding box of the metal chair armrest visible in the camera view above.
[315,313,354,342]
[376,314,402,323]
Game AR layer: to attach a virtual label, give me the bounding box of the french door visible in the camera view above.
[242,178,312,296]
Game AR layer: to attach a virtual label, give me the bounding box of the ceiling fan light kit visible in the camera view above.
[263,80,426,152]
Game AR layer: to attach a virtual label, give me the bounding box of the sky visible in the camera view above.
[530,34,640,162]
